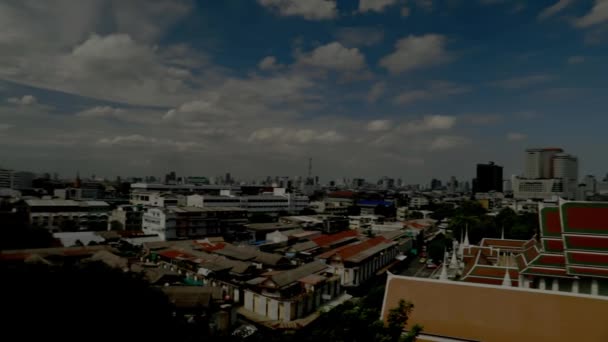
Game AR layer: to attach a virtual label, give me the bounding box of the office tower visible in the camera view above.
[513,148,579,200]
[524,148,563,179]
[474,162,503,193]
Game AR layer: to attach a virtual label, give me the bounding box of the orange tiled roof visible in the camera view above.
[312,230,359,247]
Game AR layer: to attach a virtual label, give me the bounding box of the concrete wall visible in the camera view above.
[382,274,608,342]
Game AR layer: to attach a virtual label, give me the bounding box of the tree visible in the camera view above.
[109,220,124,231]
[2,261,185,342]
[385,299,422,342]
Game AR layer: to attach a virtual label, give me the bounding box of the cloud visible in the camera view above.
[76,106,125,118]
[367,82,386,103]
[257,0,337,20]
[428,135,470,151]
[398,115,456,134]
[298,42,366,71]
[575,0,608,28]
[379,34,449,74]
[414,0,434,12]
[258,56,284,70]
[7,95,37,105]
[97,134,197,151]
[0,124,14,131]
[367,120,392,132]
[248,127,346,144]
[567,55,585,64]
[359,0,397,13]
[490,74,555,89]
[506,132,527,141]
[393,90,431,105]
[393,81,470,105]
[334,27,384,47]
[463,114,503,125]
[538,0,573,20]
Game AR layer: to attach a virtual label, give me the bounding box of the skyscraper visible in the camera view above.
[524,148,563,179]
[474,162,503,193]
[513,148,579,200]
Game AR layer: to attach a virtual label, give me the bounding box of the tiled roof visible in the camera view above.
[562,203,608,234]
[567,266,608,278]
[312,230,359,247]
[480,239,528,250]
[543,238,564,253]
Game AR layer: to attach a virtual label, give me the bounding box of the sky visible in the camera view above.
[1,0,607,183]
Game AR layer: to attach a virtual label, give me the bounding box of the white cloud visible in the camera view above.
[393,90,431,105]
[334,27,384,47]
[7,95,37,105]
[258,56,284,70]
[379,34,449,74]
[575,0,608,28]
[257,0,337,20]
[249,127,345,144]
[97,134,197,151]
[490,74,554,89]
[567,55,585,64]
[399,115,456,134]
[367,120,392,132]
[298,42,366,71]
[538,0,573,20]
[429,135,470,151]
[506,132,527,141]
[367,82,386,103]
[76,106,125,118]
[359,0,397,13]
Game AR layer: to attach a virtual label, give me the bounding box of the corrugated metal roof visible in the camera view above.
[271,261,327,288]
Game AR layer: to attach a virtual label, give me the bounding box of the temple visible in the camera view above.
[448,200,608,295]
[381,200,608,341]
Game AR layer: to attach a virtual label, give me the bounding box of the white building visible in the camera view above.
[514,148,579,200]
[25,199,110,231]
[142,207,175,240]
[185,188,308,215]
[348,215,384,230]
[409,196,429,208]
[0,169,35,189]
[130,191,184,207]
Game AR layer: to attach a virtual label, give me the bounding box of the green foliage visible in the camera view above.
[1,261,184,342]
[1,226,55,250]
[302,285,421,342]
[109,220,124,231]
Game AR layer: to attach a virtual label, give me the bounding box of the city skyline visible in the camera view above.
[1,1,608,182]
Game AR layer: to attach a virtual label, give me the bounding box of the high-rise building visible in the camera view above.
[524,148,563,179]
[430,178,442,190]
[474,162,503,193]
[0,168,35,189]
[514,148,579,200]
[583,175,597,194]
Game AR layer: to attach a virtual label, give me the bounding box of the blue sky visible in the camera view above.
[0,0,607,183]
